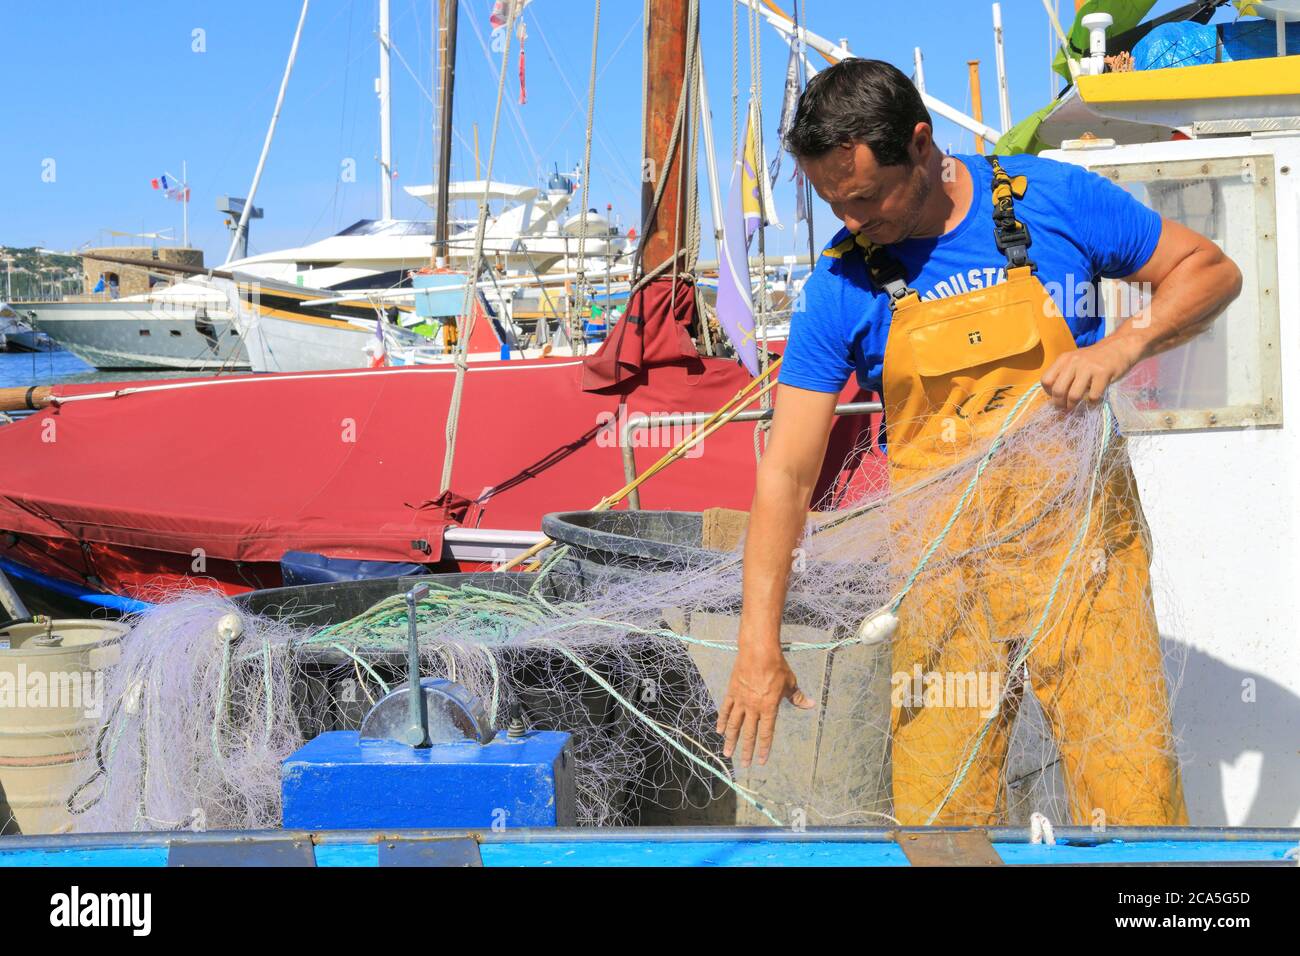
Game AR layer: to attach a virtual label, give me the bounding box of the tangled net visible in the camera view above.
[69,386,1186,832]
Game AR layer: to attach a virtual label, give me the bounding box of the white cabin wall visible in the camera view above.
[1046,133,1300,826]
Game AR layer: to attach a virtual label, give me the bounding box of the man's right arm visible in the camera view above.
[717,383,840,767]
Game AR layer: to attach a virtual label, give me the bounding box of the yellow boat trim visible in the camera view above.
[254,305,357,329]
[1078,55,1300,105]
[237,284,409,314]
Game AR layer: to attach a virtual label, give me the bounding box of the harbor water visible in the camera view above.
[0,349,225,390]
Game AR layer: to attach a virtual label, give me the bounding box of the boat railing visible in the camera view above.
[618,401,881,509]
[60,292,120,304]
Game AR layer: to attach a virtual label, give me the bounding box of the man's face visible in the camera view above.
[800,135,931,246]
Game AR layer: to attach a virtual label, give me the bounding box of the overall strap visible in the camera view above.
[986,155,1036,272]
[822,231,916,309]
[857,235,916,306]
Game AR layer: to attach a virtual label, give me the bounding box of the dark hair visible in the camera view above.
[783,58,932,166]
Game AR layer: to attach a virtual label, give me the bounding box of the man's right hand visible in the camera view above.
[722,383,838,768]
[717,644,815,767]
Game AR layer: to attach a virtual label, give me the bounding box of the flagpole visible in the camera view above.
[182,159,189,248]
[696,49,724,241]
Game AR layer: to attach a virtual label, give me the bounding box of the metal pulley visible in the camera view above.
[358,582,495,747]
[360,677,495,747]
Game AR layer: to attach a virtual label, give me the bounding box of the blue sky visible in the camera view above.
[0,0,1244,267]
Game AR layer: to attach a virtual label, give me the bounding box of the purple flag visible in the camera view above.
[715,158,760,377]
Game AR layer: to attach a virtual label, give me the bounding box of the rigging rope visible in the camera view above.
[731,0,740,163]
[574,0,603,345]
[746,0,774,460]
[439,0,520,495]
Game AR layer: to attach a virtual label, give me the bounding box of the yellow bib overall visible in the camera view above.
[871,159,1187,826]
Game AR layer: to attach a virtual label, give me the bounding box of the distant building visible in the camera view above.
[80,247,204,298]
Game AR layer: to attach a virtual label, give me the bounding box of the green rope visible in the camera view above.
[328,642,391,697]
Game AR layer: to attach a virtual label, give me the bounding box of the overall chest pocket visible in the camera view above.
[907,296,1042,379]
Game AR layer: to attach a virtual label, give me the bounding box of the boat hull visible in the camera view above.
[27,302,249,371]
[243,310,374,373]
[1,825,1297,867]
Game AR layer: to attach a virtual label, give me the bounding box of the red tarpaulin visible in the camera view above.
[0,273,882,598]
[0,357,878,596]
[583,276,701,393]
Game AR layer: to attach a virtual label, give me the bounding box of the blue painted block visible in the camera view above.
[281,731,575,830]
[412,273,467,319]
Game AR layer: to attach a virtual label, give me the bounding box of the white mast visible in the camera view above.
[224,0,310,266]
[993,3,1012,132]
[182,159,189,247]
[378,0,394,221]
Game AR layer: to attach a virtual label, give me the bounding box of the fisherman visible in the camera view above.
[719,59,1241,825]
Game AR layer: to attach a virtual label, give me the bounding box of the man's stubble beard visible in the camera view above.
[892,162,933,243]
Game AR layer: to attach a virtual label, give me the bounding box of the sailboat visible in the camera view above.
[0,0,882,613]
[0,0,1000,609]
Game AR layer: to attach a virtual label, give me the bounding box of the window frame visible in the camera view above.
[1091,152,1282,433]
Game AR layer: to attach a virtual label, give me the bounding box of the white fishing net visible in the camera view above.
[67,387,1186,833]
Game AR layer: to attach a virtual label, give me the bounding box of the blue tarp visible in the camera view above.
[279,550,427,587]
[1133,18,1300,70]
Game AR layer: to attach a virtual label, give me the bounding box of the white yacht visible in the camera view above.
[226,171,631,293]
[23,277,250,371]
[22,170,632,372]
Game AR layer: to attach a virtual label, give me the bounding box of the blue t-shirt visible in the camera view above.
[779,153,1164,395]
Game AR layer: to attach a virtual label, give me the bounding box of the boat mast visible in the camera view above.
[378,0,394,221]
[224,0,310,266]
[641,0,691,276]
[993,3,1012,133]
[433,0,459,267]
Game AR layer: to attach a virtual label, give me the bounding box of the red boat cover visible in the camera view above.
[0,360,876,577]
[583,276,701,392]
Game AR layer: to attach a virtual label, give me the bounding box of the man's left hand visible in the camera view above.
[1041,335,1143,412]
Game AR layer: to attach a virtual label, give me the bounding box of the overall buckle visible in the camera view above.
[993,223,1034,271]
